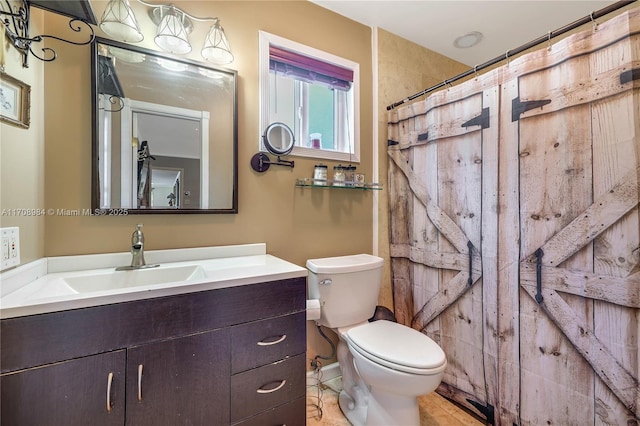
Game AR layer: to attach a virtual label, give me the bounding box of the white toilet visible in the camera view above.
[307,254,447,426]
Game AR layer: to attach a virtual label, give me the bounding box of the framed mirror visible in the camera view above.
[91,37,238,213]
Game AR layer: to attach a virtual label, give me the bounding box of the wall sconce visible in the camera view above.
[0,0,96,67]
[99,0,234,65]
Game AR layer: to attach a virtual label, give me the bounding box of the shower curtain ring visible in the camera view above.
[505,50,510,65]
[473,65,479,79]
[590,12,598,31]
[547,31,552,51]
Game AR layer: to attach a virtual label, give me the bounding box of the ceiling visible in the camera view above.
[311,0,617,66]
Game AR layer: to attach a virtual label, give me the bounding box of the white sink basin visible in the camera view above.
[63,264,207,293]
[0,244,310,319]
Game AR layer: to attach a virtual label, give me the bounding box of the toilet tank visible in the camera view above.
[306,254,384,328]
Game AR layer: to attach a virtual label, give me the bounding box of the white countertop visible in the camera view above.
[0,243,307,319]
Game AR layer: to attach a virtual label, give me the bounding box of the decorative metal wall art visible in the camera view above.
[0,0,96,67]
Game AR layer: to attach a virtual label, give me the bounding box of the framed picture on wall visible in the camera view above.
[0,71,30,129]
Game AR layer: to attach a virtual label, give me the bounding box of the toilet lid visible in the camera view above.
[346,320,446,370]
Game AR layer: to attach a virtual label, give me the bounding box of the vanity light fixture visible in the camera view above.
[201,19,234,64]
[99,0,144,43]
[150,3,191,54]
[99,0,234,64]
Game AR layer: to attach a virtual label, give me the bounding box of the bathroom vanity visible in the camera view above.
[0,244,307,426]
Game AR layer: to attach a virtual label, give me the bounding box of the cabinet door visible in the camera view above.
[0,350,125,426]
[126,328,230,425]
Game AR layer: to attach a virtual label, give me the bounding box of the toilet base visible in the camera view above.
[338,390,367,426]
[366,387,420,426]
[339,387,421,426]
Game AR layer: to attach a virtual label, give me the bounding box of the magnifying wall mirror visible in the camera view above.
[263,122,294,155]
[91,37,238,213]
[250,122,295,172]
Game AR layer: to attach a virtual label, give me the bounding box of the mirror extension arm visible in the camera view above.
[250,152,294,173]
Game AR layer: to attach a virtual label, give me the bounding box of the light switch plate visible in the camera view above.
[1,227,20,271]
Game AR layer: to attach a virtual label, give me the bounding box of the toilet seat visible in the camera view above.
[346,320,446,375]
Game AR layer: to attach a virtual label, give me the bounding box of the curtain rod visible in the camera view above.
[386,0,638,111]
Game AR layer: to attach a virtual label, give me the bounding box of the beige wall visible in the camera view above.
[40,1,374,268]
[0,9,46,265]
[376,28,468,312]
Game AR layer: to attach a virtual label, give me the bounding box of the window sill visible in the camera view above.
[291,146,359,163]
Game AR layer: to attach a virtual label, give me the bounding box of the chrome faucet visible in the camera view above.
[130,223,146,267]
[116,224,159,270]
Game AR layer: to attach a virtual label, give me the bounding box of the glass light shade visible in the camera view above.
[201,21,234,64]
[99,0,143,43]
[154,9,192,54]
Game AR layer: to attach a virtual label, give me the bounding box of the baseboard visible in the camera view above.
[306,361,341,386]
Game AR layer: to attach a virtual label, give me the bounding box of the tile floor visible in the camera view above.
[306,376,485,426]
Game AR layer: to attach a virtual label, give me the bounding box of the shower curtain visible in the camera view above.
[387,7,640,425]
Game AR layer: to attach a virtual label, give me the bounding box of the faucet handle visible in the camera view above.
[132,223,145,244]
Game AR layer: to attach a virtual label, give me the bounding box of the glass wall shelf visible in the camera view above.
[295,178,383,190]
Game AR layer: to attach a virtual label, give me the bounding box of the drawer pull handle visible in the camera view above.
[106,372,114,412]
[257,334,287,346]
[138,364,143,401]
[257,379,286,394]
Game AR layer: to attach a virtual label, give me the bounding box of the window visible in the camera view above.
[259,31,360,162]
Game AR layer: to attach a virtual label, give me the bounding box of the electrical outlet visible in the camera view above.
[1,227,20,271]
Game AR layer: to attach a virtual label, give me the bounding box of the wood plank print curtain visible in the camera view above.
[386,8,640,425]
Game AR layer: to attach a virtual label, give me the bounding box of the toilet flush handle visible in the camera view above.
[319,278,332,286]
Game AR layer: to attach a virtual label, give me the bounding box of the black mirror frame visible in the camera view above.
[90,37,238,214]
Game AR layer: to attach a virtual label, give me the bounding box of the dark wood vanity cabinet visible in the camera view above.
[125,329,231,425]
[0,277,306,426]
[1,350,127,426]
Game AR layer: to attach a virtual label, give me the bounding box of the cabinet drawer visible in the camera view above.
[231,311,306,373]
[232,396,305,426]
[230,354,306,423]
